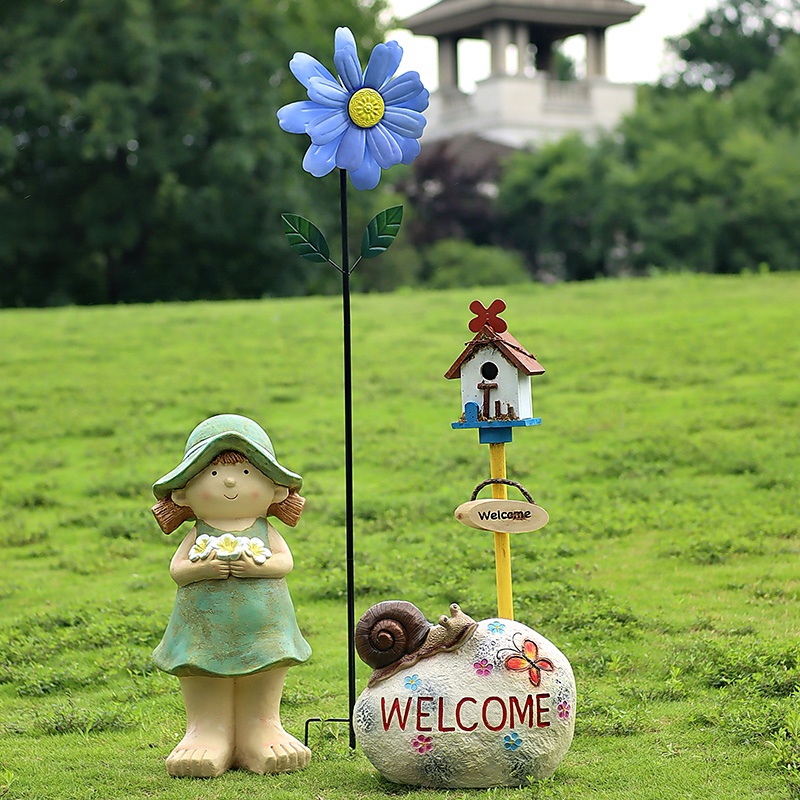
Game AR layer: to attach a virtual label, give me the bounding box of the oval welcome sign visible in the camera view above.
[454,499,549,533]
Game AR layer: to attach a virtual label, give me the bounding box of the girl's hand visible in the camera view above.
[191,556,231,581]
[228,556,260,579]
[228,553,291,579]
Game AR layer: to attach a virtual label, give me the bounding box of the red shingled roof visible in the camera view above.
[445,325,545,379]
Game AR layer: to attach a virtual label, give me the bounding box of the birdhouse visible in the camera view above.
[445,300,544,425]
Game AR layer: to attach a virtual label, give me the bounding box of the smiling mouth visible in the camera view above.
[224,493,239,500]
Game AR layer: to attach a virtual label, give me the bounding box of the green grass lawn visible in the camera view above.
[0,272,798,799]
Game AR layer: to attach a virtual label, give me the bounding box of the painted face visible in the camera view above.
[173,459,288,520]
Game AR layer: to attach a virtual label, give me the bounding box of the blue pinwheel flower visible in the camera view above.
[277,27,429,191]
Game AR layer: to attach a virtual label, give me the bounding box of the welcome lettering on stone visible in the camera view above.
[381,693,552,733]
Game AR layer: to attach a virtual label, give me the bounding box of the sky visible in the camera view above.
[386,0,721,90]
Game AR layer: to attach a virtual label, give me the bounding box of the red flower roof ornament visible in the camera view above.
[469,299,507,333]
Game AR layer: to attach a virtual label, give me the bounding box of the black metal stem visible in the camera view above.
[340,168,357,750]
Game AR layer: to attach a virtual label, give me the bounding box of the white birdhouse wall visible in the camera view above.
[516,372,533,419]
[460,351,533,420]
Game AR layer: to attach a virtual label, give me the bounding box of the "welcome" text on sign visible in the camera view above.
[380,694,552,733]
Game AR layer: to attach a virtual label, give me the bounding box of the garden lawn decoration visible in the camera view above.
[446,300,547,619]
[151,414,311,778]
[354,303,574,788]
[277,26,428,748]
[353,601,576,787]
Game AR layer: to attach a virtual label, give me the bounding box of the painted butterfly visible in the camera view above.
[501,636,555,687]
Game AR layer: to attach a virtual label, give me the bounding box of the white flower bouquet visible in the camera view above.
[189,533,272,564]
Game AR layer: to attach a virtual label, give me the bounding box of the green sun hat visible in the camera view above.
[153,414,303,500]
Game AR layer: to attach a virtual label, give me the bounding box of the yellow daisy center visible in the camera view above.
[348,88,385,128]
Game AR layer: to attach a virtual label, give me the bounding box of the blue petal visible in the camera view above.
[363,43,400,91]
[382,71,427,106]
[349,151,381,191]
[303,140,339,178]
[378,41,404,90]
[381,107,426,139]
[398,135,421,165]
[396,87,430,113]
[336,124,366,171]
[306,108,349,145]
[308,76,350,108]
[289,53,338,89]
[277,101,328,134]
[366,124,403,169]
[334,44,363,93]
[335,27,357,54]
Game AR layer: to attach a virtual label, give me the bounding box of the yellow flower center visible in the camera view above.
[216,536,238,553]
[348,88,385,128]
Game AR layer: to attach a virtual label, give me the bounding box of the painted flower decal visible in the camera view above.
[557,700,571,721]
[243,537,272,565]
[487,621,506,635]
[411,734,433,754]
[500,635,555,687]
[404,674,421,691]
[503,731,523,751]
[473,659,494,676]
[213,533,246,561]
[188,533,214,562]
[277,27,429,191]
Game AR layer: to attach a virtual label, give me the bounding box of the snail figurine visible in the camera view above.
[356,601,478,684]
[353,602,575,788]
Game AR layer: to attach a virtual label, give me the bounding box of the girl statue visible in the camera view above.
[151,414,311,777]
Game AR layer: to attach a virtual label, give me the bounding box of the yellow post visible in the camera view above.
[489,442,514,620]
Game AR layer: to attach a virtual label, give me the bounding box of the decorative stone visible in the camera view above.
[354,604,575,788]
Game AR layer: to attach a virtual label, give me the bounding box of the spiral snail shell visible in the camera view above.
[355,600,431,669]
[356,601,479,686]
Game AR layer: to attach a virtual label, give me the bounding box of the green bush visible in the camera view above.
[423,239,528,289]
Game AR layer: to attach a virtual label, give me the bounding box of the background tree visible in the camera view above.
[663,0,800,91]
[397,136,514,251]
[495,30,800,278]
[0,0,386,306]
[498,135,636,280]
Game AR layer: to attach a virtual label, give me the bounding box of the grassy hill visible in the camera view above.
[0,273,798,799]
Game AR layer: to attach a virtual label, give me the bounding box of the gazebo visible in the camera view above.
[402,0,644,147]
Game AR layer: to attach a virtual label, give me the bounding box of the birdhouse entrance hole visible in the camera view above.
[480,362,499,380]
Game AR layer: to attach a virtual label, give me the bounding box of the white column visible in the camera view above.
[515,24,529,75]
[437,35,459,89]
[488,22,513,77]
[586,28,607,78]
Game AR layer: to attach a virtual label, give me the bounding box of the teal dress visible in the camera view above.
[152,518,311,677]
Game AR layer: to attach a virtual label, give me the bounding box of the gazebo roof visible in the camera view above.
[403,0,644,40]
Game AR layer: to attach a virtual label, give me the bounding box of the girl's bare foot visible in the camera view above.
[233,721,311,774]
[167,675,235,778]
[233,668,311,774]
[166,735,234,777]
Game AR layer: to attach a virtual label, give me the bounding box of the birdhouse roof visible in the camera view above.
[445,325,545,379]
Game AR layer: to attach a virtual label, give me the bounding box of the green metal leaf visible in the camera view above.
[282,214,331,263]
[360,205,404,260]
